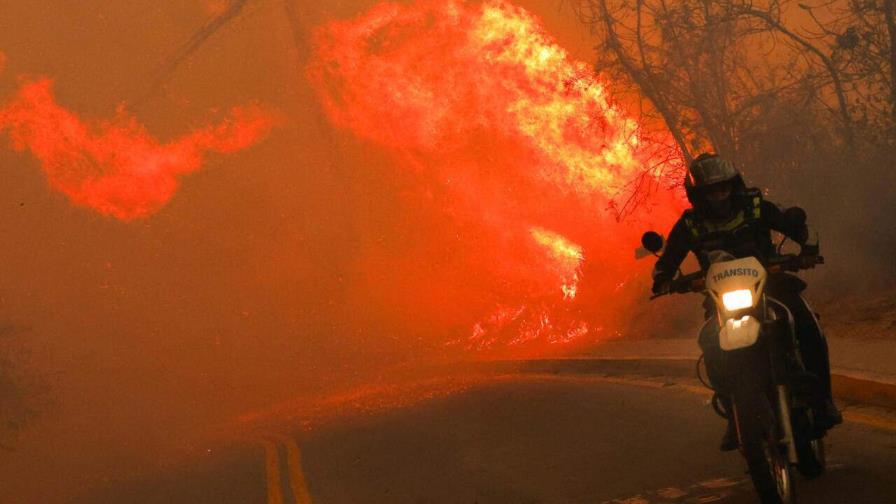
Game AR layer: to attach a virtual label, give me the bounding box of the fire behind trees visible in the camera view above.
[306,0,691,352]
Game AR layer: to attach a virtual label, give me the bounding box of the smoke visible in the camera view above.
[0,7,879,504]
[0,2,689,502]
[0,77,276,219]
[308,0,684,352]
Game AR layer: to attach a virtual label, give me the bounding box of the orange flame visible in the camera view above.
[530,227,584,300]
[309,1,684,353]
[0,78,276,219]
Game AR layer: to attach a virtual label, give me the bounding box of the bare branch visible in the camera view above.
[594,0,694,161]
[731,4,855,149]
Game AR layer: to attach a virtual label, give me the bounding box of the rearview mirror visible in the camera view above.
[641,231,665,254]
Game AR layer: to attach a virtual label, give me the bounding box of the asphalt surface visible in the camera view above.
[79,376,896,504]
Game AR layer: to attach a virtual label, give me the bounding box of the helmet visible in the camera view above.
[684,153,744,206]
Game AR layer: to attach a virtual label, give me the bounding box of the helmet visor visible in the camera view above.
[688,157,737,187]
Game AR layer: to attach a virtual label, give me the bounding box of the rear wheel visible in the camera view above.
[796,435,826,479]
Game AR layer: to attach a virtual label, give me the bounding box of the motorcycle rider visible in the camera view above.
[652,152,843,451]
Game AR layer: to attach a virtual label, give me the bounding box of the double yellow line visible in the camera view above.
[261,434,313,504]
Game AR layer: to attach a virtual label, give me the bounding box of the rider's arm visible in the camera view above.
[761,200,808,244]
[651,217,691,293]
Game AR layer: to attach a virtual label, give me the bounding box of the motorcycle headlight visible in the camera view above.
[722,289,754,311]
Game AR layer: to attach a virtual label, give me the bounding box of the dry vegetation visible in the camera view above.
[569,0,896,287]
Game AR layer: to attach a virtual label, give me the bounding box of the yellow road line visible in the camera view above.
[276,434,314,504]
[262,440,285,504]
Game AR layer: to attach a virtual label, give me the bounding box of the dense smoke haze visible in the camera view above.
[0,2,892,503]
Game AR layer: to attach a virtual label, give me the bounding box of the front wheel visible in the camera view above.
[727,341,796,503]
[744,438,796,504]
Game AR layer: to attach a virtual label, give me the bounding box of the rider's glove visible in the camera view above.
[800,242,819,257]
[798,242,820,268]
[798,254,820,269]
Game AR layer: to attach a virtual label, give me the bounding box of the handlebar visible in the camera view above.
[650,253,824,300]
[766,253,824,272]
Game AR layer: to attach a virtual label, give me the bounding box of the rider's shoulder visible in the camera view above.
[674,209,699,232]
[743,188,790,214]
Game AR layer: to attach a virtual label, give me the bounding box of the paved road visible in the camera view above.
[80,376,896,504]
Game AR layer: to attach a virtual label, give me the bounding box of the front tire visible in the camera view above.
[744,438,796,504]
[729,351,796,504]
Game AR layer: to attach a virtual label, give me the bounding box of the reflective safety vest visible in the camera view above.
[681,189,770,267]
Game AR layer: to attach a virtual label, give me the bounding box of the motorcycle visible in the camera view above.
[640,216,828,504]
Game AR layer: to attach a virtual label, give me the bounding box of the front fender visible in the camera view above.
[720,316,762,351]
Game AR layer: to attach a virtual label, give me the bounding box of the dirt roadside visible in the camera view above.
[816,288,896,341]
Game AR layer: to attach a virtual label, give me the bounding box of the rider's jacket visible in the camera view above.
[652,188,808,288]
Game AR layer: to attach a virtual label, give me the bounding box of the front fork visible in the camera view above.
[731,383,798,464]
[777,384,798,464]
[765,299,799,464]
[726,297,799,464]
